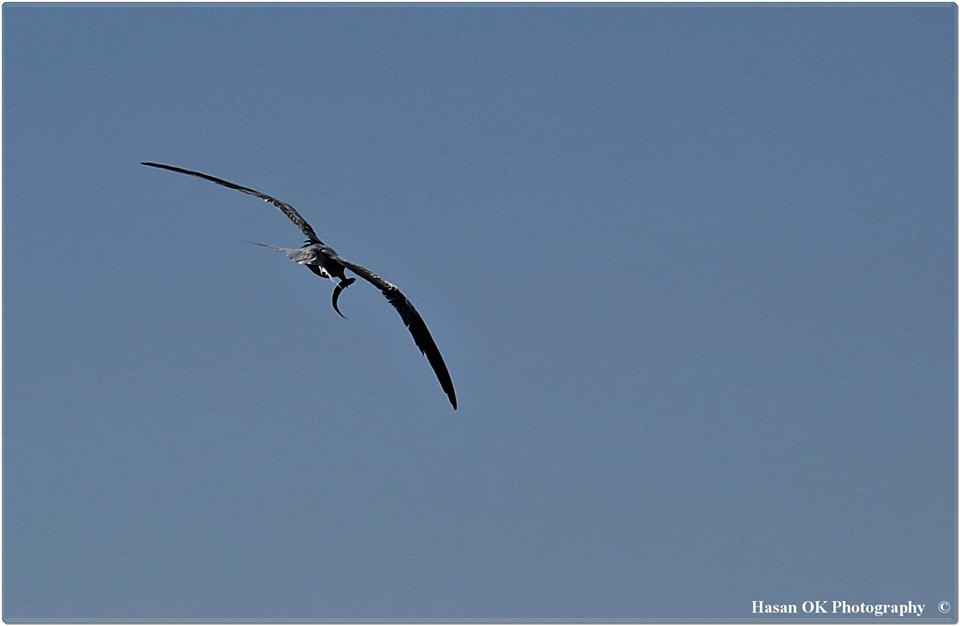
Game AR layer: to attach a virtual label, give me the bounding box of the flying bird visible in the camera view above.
[142,161,457,410]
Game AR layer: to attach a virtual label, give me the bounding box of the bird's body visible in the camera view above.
[142,161,457,410]
[255,241,344,279]
[248,241,358,315]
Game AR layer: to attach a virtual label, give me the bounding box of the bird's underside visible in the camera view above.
[142,161,457,410]
[247,241,356,316]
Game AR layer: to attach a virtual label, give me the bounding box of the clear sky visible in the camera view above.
[3,3,956,622]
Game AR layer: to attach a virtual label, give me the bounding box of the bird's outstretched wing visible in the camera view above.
[142,162,323,244]
[334,256,458,410]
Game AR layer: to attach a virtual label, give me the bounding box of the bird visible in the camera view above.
[142,161,457,410]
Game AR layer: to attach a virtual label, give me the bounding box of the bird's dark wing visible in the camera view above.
[142,162,322,244]
[334,256,457,410]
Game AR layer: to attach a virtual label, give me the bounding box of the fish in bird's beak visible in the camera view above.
[331,277,356,318]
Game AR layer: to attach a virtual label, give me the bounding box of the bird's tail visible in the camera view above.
[246,241,305,262]
[246,240,287,252]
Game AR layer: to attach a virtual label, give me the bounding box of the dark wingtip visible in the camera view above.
[142,161,173,171]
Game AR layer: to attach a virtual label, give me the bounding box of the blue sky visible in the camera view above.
[3,3,956,621]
